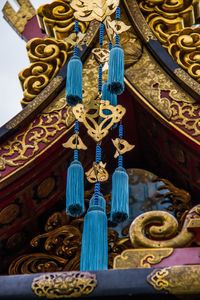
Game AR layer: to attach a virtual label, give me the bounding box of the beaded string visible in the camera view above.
[118,120,123,168]
[74,20,79,161]
[94,23,104,205]
[115,6,120,45]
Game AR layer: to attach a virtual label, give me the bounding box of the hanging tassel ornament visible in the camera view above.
[66,20,82,106]
[107,6,124,95]
[111,122,129,223]
[80,181,108,271]
[66,121,85,217]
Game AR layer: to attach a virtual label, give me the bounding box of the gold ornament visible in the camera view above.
[32,271,97,298]
[85,161,109,183]
[72,100,126,142]
[112,138,135,158]
[92,48,109,65]
[70,0,120,22]
[62,134,87,150]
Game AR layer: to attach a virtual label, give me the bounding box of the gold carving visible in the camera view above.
[106,19,131,35]
[137,0,200,83]
[113,248,173,269]
[129,204,200,248]
[92,48,109,65]
[32,272,97,298]
[72,100,126,142]
[37,1,88,40]
[62,134,87,150]
[19,38,68,106]
[70,0,119,22]
[148,265,200,294]
[0,88,73,178]
[2,0,35,35]
[112,138,135,158]
[85,161,109,183]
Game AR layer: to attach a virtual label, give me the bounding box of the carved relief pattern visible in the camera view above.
[19,38,68,106]
[138,0,200,83]
[148,265,200,294]
[37,0,88,40]
[32,272,97,298]
[0,93,74,177]
[113,248,173,269]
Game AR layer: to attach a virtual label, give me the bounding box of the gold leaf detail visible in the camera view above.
[32,272,97,298]
[107,19,131,35]
[112,138,135,158]
[85,161,109,183]
[62,134,87,150]
[70,0,120,22]
[72,100,126,142]
[92,48,109,65]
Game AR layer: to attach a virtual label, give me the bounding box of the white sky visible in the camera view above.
[0,0,50,127]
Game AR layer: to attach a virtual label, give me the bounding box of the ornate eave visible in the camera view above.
[1,0,200,290]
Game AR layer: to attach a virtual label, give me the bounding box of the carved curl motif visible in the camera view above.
[19,38,68,106]
[37,0,88,40]
[138,0,200,83]
[129,204,200,248]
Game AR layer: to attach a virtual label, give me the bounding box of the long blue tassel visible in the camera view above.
[80,192,108,271]
[66,156,84,217]
[66,53,82,106]
[111,163,129,223]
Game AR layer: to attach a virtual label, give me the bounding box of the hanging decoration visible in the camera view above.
[66,20,83,106]
[64,0,135,271]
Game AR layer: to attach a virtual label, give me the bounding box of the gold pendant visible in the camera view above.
[112,138,135,158]
[85,161,109,183]
[62,133,87,150]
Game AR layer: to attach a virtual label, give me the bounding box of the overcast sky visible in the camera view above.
[0,0,49,127]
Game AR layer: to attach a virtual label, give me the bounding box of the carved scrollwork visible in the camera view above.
[129,204,200,248]
[37,0,88,40]
[138,0,200,83]
[19,38,68,106]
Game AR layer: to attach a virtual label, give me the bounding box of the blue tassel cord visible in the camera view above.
[107,7,124,95]
[102,81,117,115]
[66,21,83,106]
[66,121,85,217]
[80,191,108,271]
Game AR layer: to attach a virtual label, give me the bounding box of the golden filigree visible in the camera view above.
[0,92,73,176]
[70,0,119,22]
[62,134,87,150]
[72,100,126,142]
[32,272,97,298]
[106,19,131,35]
[148,265,200,294]
[113,248,173,269]
[112,138,135,158]
[85,161,109,183]
[129,204,200,248]
[19,38,68,106]
[2,0,35,35]
[92,48,109,65]
[37,0,88,40]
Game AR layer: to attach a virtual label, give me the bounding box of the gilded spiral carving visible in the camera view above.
[37,0,88,40]
[129,204,200,248]
[19,38,68,106]
[138,0,200,83]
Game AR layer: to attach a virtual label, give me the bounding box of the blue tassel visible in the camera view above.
[80,194,108,271]
[66,55,82,106]
[107,45,124,95]
[66,160,84,217]
[111,167,129,223]
[102,81,117,109]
